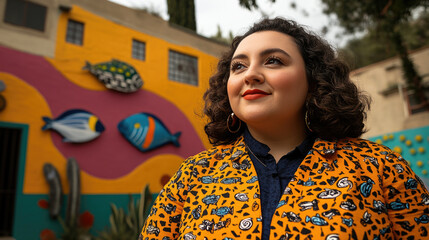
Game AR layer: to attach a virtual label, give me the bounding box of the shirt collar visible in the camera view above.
[243,128,315,159]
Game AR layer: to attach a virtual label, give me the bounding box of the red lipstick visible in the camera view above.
[242,89,271,100]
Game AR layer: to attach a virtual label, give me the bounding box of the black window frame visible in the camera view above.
[168,50,198,86]
[65,19,84,46]
[132,39,146,61]
[3,0,47,32]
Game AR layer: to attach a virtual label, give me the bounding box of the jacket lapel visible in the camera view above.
[271,138,338,238]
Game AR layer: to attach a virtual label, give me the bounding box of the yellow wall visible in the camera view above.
[2,5,223,194]
[50,5,219,147]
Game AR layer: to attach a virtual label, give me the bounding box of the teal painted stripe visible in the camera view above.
[368,125,429,186]
[0,121,159,239]
[13,193,157,240]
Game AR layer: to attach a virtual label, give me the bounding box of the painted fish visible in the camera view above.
[42,109,105,143]
[83,59,143,93]
[117,112,181,152]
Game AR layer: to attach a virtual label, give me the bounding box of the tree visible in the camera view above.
[210,25,234,44]
[166,0,196,31]
[321,0,429,110]
[340,10,429,69]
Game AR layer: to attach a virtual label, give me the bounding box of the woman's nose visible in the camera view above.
[244,65,264,84]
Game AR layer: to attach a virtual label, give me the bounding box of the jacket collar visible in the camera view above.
[222,136,247,163]
[224,136,338,161]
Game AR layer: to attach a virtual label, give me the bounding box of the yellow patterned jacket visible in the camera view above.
[139,137,429,240]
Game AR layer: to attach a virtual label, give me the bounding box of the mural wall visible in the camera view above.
[369,126,429,187]
[0,5,222,239]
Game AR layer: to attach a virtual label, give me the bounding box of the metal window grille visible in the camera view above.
[4,0,47,31]
[0,127,21,236]
[66,19,84,45]
[132,39,146,61]
[406,88,429,114]
[168,50,198,86]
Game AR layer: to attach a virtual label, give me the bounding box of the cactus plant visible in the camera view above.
[43,163,63,219]
[96,185,153,240]
[66,157,81,227]
[42,158,92,240]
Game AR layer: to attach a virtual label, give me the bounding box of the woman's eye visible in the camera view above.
[231,62,245,71]
[266,57,282,65]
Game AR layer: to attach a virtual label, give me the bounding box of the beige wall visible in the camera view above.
[0,0,227,58]
[351,46,429,138]
[0,0,65,57]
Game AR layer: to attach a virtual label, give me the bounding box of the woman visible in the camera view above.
[139,18,429,240]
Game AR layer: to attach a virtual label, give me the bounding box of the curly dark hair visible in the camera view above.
[203,17,371,145]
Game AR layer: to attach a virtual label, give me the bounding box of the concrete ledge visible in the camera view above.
[403,111,429,129]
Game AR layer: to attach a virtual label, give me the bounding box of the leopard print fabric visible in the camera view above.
[139,137,429,240]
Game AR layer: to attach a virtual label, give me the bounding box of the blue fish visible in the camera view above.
[360,178,375,197]
[221,177,241,184]
[202,194,220,206]
[211,206,234,218]
[298,177,316,186]
[415,214,429,224]
[198,176,219,184]
[118,112,180,152]
[246,176,258,183]
[405,178,418,189]
[387,198,410,210]
[305,214,328,226]
[277,200,287,209]
[192,205,202,220]
[42,109,105,143]
[342,217,353,227]
[379,226,390,236]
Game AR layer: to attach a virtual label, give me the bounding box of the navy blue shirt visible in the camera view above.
[243,129,315,240]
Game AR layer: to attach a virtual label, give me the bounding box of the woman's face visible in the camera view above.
[227,31,308,128]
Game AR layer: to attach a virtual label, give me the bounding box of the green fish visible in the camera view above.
[83,59,143,93]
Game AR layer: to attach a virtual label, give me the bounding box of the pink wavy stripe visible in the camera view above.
[0,45,205,179]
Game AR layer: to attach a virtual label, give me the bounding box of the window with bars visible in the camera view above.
[168,50,198,86]
[66,19,84,45]
[132,39,146,61]
[0,127,21,236]
[3,0,47,31]
[405,84,429,114]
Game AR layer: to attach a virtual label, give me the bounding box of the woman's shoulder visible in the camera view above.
[184,137,245,166]
[336,137,394,153]
[334,137,406,166]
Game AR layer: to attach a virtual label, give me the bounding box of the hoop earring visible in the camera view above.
[305,110,313,132]
[227,113,241,133]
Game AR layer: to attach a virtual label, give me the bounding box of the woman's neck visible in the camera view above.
[247,120,307,163]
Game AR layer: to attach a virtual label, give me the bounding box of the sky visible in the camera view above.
[107,0,350,47]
